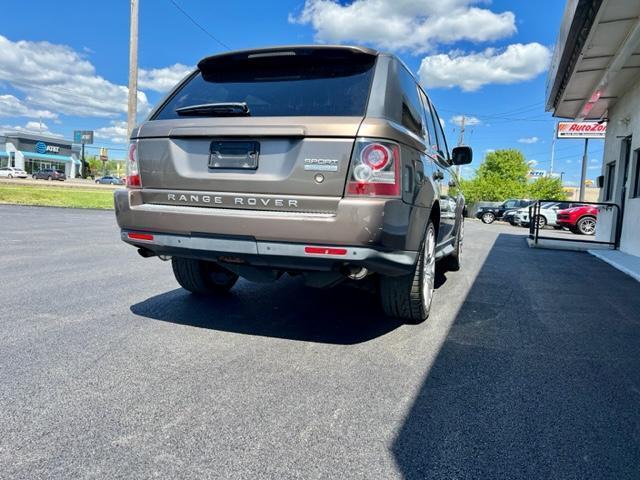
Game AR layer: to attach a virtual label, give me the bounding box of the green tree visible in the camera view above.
[458,149,530,203]
[528,176,567,200]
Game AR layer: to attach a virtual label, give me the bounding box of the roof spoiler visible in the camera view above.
[197,45,378,72]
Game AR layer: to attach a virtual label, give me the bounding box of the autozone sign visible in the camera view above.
[557,121,607,139]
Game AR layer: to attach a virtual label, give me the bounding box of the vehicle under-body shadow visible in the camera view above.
[130,276,400,345]
[130,267,449,345]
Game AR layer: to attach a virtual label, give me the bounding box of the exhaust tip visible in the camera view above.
[137,248,157,258]
[342,265,368,280]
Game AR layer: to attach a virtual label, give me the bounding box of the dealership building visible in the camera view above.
[0,132,81,178]
[547,0,640,276]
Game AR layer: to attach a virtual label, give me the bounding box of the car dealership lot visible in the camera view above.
[1,205,639,480]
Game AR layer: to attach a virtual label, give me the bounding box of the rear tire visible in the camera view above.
[380,221,436,324]
[171,257,238,295]
[577,216,597,235]
[534,215,547,229]
[481,212,495,224]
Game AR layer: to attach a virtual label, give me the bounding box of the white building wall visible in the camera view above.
[596,79,640,257]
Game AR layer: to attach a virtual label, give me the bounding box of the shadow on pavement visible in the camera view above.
[392,233,640,479]
[131,257,449,345]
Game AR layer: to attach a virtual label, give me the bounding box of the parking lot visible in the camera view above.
[1,205,639,479]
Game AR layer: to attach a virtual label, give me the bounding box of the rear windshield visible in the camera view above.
[153,54,376,119]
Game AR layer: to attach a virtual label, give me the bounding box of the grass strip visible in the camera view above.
[0,184,115,210]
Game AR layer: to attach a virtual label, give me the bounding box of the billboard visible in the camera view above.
[73,130,94,144]
[557,121,606,139]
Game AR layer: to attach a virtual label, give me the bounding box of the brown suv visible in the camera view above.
[115,45,472,322]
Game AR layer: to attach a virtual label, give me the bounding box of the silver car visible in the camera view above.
[0,167,28,179]
[115,45,472,322]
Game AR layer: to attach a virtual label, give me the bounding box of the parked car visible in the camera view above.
[502,209,519,226]
[476,199,532,224]
[0,167,28,179]
[33,168,66,181]
[515,202,581,229]
[115,45,473,323]
[556,205,598,235]
[95,175,123,185]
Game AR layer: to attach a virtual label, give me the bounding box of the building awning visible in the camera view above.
[546,0,640,119]
[19,150,79,164]
[0,151,8,157]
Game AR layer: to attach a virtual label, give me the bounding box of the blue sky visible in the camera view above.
[0,0,604,185]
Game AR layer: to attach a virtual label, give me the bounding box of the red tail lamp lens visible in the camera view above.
[361,143,390,170]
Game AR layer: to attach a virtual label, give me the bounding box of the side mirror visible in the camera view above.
[596,175,604,188]
[451,146,472,165]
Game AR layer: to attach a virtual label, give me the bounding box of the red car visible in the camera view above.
[556,205,598,235]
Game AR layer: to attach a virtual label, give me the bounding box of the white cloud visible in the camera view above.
[290,0,516,53]
[95,120,128,144]
[450,115,481,127]
[485,148,495,154]
[518,136,539,144]
[419,43,551,91]
[0,94,58,120]
[139,64,193,93]
[1,120,63,138]
[0,34,149,118]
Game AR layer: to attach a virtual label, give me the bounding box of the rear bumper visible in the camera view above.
[122,229,418,275]
[114,189,429,252]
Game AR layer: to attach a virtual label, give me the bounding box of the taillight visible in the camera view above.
[347,139,400,197]
[126,141,141,188]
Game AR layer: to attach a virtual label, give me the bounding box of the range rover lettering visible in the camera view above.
[115,45,472,322]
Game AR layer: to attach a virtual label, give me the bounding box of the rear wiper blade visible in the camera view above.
[175,102,250,116]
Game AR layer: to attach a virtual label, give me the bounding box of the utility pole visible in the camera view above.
[127,0,139,139]
[560,171,565,183]
[550,124,557,176]
[457,115,466,146]
[579,138,589,202]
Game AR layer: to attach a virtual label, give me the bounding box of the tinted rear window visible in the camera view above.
[154,53,376,119]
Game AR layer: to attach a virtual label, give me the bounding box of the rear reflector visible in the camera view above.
[304,246,348,256]
[127,232,154,241]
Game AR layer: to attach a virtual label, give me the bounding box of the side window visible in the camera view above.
[427,100,445,161]
[504,200,517,209]
[605,162,616,201]
[431,104,450,160]
[418,89,437,156]
[397,65,423,136]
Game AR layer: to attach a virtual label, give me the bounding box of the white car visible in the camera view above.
[0,167,28,179]
[515,202,564,229]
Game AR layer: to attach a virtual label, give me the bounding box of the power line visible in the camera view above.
[168,0,231,50]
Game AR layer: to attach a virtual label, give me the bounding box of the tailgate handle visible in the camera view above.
[169,126,306,138]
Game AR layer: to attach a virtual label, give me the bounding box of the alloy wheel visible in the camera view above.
[422,227,436,311]
[579,217,596,235]
[482,212,494,224]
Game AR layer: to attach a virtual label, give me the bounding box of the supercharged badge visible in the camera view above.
[303,158,339,172]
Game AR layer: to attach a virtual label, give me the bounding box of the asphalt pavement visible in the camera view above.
[1,205,638,479]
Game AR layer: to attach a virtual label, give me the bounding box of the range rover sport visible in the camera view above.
[115,45,472,323]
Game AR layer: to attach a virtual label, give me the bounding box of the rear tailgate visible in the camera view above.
[135,46,376,198]
[136,117,361,196]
